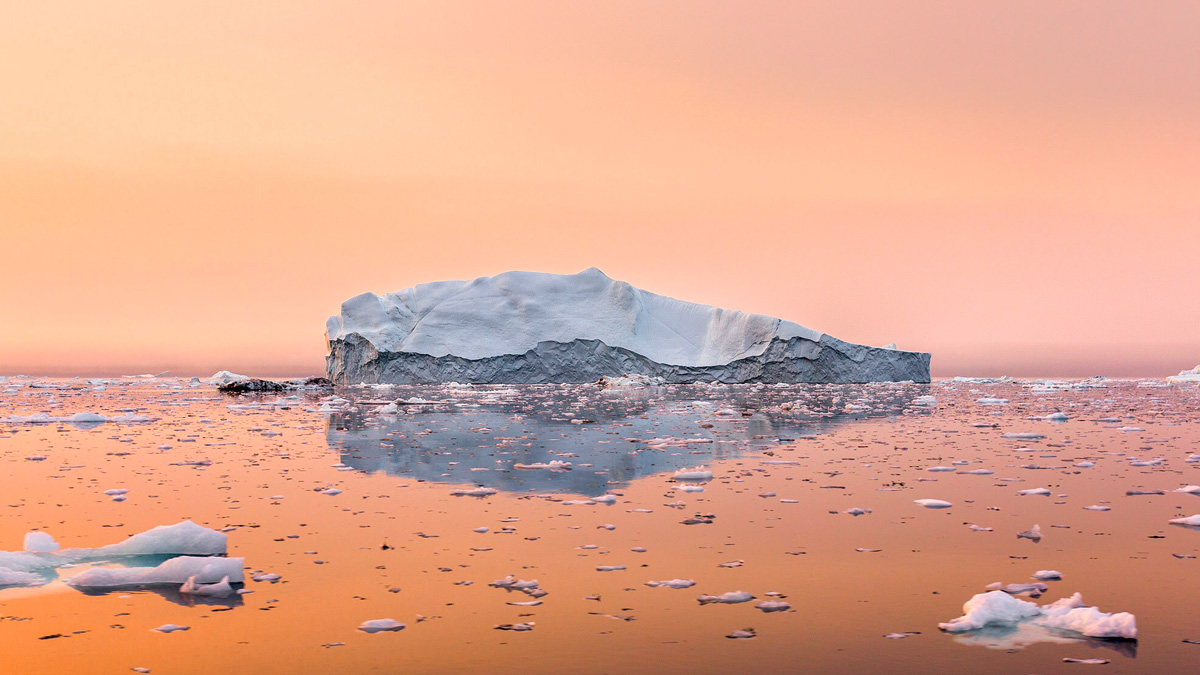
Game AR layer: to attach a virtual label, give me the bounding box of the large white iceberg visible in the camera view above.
[326,269,931,384]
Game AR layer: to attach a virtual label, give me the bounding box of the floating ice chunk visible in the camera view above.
[24,531,59,553]
[592,495,617,504]
[977,398,1009,405]
[914,499,952,509]
[450,487,497,497]
[0,567,44,586]
[513,461,572,471]
[1017,524,1043,542]
[252,573,281,582]
[726,628,756,639]
[1033,570,1062,581]
[1042,412,1070,421]
[1175,486,1200,495]
[646,579,695,589]
[1075,461,1095,468]
[151,624,190,633]
[489,575,539,590]
[473,527,488,534]
[358,619,405,633]
[67,556,244,588]
[760,460,800,466]
[698,591,755,605]
[673,469,713,481]
[755,600,790,612]
[1004,432,1045,440]
[1039,593,1137,639]
[937,591,1042,632]
[1169,515,1200,527]
[494,622,534,631]
[66,521,227,558]
[911,395,937,406]
[845,508,870,516]
[1062,658,1109,665]
[926,466,956,473]
[678,485,704,493]
[322,488,342,496]
[179,575,234,598]
[596,565,626,572]
[1083,505,1111,511]
[968,525,993,532]
[1018,488,1052,496]
[995,583,1048,596]
[856,548,882,553]
[959,468,994,475]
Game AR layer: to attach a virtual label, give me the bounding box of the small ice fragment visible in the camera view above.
[252,573,281,582]
[1062,658,1109,664]
[1018,488,1051,496]
[596,565,626,572]
[1033,570,1063,581]
[1017,524,1043,542]
[1175,486,1200,495]
[151,624,190,633]
[755,600,790,612]
[725,628,756,639]
[856,548,882,553]
[914,499,952,509]
[358,618,405,633]
[494,622,534,631]
[1083,505,1111,511]
[845,508,869,516]
[698,591,755,605]
[646,579,695,589]
[673,469,713,481]
[1169,515,1200,527]
[927,466,955,472]
[104,489,129,496]
[718,560,744,568]
[473,527,489,533]
[321,488,342,496]
[450,487,497,497]
[968,525,993,532]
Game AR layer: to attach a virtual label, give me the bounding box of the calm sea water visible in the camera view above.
[0,376,1197,673]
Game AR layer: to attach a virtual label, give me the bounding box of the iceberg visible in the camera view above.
[325,269,931,384]
[1167,365,1200,384]
[939,590,1136,640]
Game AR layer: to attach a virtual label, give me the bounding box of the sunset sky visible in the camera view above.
[2,1,1197,377]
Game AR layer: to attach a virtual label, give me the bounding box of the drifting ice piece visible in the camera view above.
[325,269,931,384]
[66,556,245,588]
[68,521,228,558]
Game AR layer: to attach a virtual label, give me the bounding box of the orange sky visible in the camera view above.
[2,1,1197,377]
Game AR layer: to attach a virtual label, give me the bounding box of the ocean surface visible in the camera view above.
[0,375,1197,673]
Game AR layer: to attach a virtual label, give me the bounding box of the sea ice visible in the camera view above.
[358,619,405,633]
[939,591,1136,640]
[698,591,755,605]
[67,556,245,588]
[914,499,952,508]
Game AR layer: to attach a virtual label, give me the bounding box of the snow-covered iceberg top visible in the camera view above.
[1167,365,1200,383]
[326,268,823,367]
